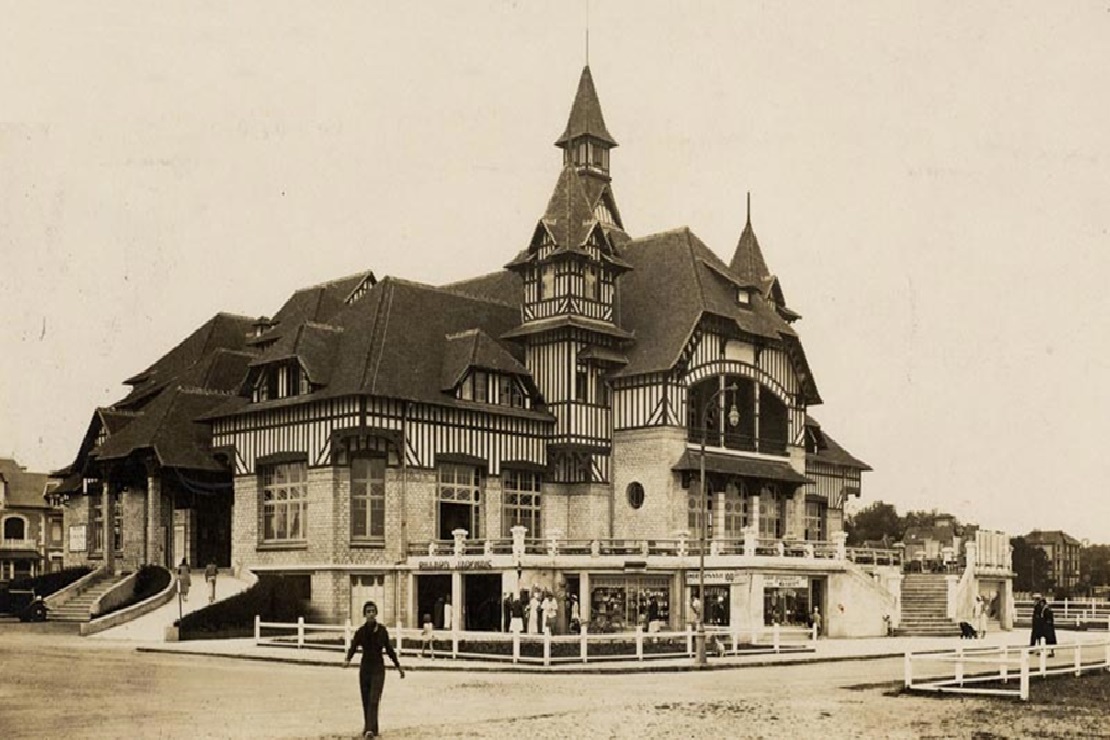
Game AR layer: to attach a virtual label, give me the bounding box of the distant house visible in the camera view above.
[1024,529,1082,594]
[0,458,64,581]
[902,513,978,570]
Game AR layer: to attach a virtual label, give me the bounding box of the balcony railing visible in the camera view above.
[686,428,789,457]
[405,535,899,564]
[0,538,38,551]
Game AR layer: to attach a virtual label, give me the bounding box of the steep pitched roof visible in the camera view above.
[249,322,343,386]
[250,280,352,348]
[0,458,50,508]
[118,313,256,408]
[440,329,531,391]
[440,270,522,308]
[729,209,800,322]
[805,416,871,471]
[613,227,795,377]
[94,388,236,472]
[209,278,551,421]
[555,66,617,147]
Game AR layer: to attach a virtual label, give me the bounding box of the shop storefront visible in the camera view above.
[684,570,751,627]
[763,574,822,627]
[589,574,672,633]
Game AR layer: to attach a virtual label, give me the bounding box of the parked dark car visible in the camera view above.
[3,588,48,622]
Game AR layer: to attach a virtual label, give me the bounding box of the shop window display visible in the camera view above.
[688,585,730,626]
[590,576,671,632]
[764,586,811,626]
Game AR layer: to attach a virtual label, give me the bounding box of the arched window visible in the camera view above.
[3,516,26,540]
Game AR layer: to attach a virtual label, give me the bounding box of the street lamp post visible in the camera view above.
[696,383,740,667]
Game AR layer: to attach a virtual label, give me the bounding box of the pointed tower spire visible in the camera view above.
[729,195,771,286]
[556,67,617,149]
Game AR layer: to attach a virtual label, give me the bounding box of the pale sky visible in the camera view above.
[2,2,1108,541]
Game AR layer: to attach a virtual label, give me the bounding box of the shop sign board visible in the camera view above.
[415,557,494,571]
[765,575,809,589]
[68,525,87,553]
[684,570,751,586]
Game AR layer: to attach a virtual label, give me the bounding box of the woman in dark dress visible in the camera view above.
[1029,596,1044,647]
[344,601,405,738]
[1041,598,1058,656]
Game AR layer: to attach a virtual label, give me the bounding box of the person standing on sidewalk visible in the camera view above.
[204,561,218,604]
[176,559,191,602]
[1029,594,1044,647]
[344,601,405,738]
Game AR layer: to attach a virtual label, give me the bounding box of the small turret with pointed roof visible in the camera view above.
[729,193,801,322]
[557,66,616,181]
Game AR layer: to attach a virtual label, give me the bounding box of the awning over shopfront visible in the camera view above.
[672,450,812,486]
[0,550,42,561]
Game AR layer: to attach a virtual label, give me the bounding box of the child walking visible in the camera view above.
[419,613,435,659]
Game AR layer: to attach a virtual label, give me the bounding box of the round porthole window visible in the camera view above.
[626,482,645,509]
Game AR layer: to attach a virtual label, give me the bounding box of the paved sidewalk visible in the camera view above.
[135,627,1105,674]
[90,572,252,642]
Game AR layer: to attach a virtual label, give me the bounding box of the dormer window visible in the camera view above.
[459,371,528,409]
[737,288,751,306]
[251,361,310,403]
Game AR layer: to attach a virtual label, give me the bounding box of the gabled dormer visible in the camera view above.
[440,329,540,410]
[245,322,342,403]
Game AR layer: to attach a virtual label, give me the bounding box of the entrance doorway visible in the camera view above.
[464,574,502,631]
[417,574,452,629]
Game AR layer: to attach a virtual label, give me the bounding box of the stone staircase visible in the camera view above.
[893,573,961,637]
[49,572,129,623]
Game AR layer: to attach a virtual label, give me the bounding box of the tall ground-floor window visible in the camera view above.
[260,462,308,543]
[89,494,103,554]
[688,493,713,540]
[722,482,748,537]
[764,575,812,626]
[437,464,482,540]
[350,456,386,541]
[688,584,731,626]
[759,483,785,539]
[502,470,542,538]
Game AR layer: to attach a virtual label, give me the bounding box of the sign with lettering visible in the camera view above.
[69,525,87,553]
[684,570,751,586]
[765,575,808,589]
[415,558,494,571]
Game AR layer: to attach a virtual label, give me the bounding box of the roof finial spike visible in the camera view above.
[746,191,751,226]
[585,0,590,66]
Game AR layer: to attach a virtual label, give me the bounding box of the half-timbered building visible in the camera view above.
[56,65,889,637]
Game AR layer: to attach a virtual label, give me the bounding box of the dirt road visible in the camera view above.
[1,629,1106,739]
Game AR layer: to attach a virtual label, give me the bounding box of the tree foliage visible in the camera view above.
[844,501,903,546]
[1080,544,1110,592]
[1011,536,1054,594]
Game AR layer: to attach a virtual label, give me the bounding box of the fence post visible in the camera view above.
[1020,650,1030,701]
[543,627,551,667]
[1000,645,1008,683]
[1063,599,1069,619]
[1075,642,1082,677]
[1105,639,1110,672]
[811,623,818,644]
[254,614,261,644]
[956,645,964,687]
[395,620,402,656]
[452,627,458,660]
[580,624,588,664]
[297,616,305,649]
[1039,644,1047,676]
[904,651,912,689]
[343,619,352,654]
[636,626,644,661]
[686,624,693,657]
[773,623,781,653]
[733,626,740,656]
[512,631,520,664]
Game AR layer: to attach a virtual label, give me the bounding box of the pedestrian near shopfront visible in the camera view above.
[510,594,525,633]
[528,591,541,633]
[541,592,558,634]
[811,607,822,638]
[568,594,581,632]
[204,561,218,604]
[344,601,405,738]
[177,559,191,601]
[419,613,435,659]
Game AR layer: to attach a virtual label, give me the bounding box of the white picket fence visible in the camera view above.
[253,616,814,666]
[904,638,1110,701]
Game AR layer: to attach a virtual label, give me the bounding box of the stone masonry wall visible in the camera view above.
[611,427,689,540]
